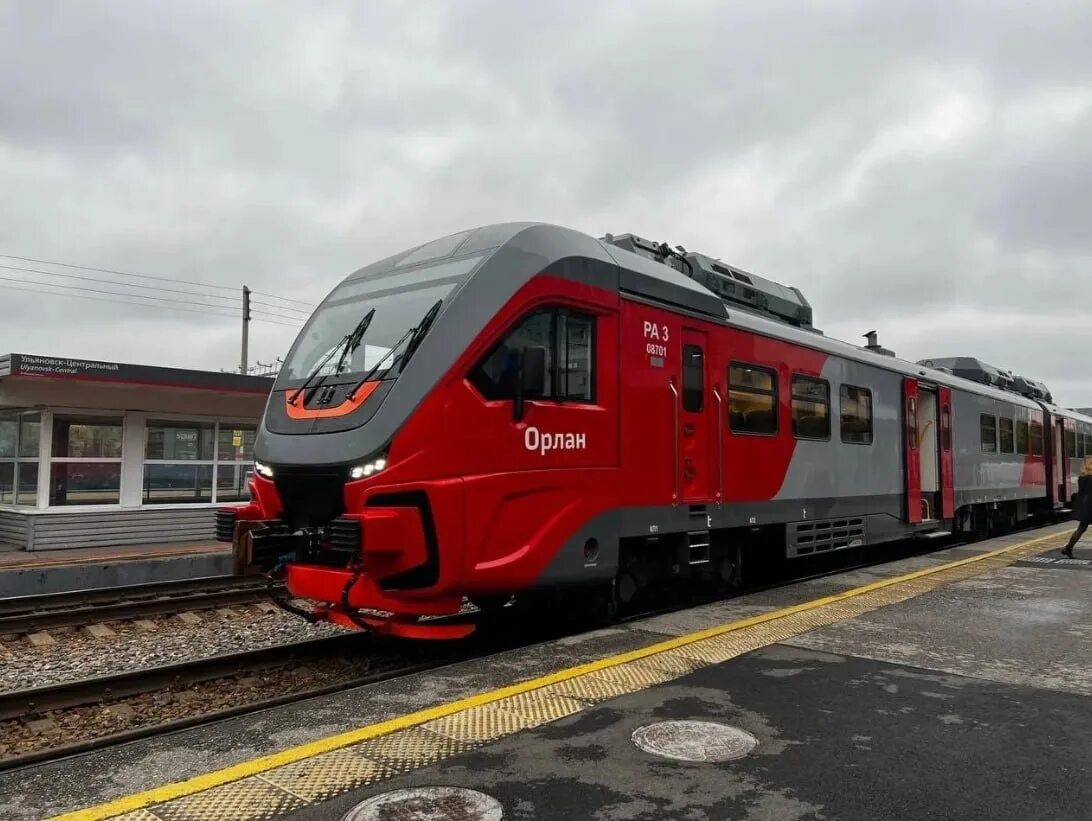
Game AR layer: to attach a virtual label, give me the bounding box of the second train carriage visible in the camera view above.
[217,222,1091,638]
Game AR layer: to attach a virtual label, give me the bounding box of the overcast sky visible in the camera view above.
[2,0,1090,404]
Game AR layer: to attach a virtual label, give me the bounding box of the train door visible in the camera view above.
[903,377,922,524]
[918,388,940,521]
[1064,420,1074,503]
[937,386,955,519]
[1054,418,1067,504]
[677,329,713,503]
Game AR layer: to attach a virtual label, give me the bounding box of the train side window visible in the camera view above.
[557,311,594,401]
[681,345,704,412]
[728,363,777,435]
[469,307,594,403]
[840,385,873,444]
[980,414,997,453]
[941,402,952,451]
[791,375,830,440]
[1066,428,1076,458]
[998,418,1014,454]
[1016,420,1029,454]
[1030,420,1044,456]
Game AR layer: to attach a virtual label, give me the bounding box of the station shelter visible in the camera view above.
[0,353,273,551]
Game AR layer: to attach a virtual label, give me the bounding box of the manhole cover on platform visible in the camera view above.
[342,786,504,821]
[632,720,757,762]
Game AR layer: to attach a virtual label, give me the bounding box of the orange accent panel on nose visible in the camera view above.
[283,381,380,419]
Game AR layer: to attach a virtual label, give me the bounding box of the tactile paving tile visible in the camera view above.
[150,776,306,821]
[488,689,587,728]
[585,658,679,692]
[353,726,473,773]
[110,811,163,821]
[260,746,392,803]
[638,647,708,676]
[422,703,530,742]
[542,673,637,703]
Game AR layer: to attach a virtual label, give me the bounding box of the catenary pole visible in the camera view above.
[240,285,251,374]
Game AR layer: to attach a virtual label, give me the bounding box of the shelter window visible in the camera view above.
[0,410,41,507]
[142,421,256,505]
[143,421,215,505]
[49,415,123,506]
[840,385,873,444]
[215,424,257,503]
[980,414,997,453]
[682,345,704,412]
[1030,420,1044,456]
[470,307,595,403]
[728,363,778,435]
[999,418,1015,454]
[1016,420,1029,455]
[791,375,830,440]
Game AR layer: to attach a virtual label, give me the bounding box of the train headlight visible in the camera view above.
[253,460,275,479]
[349,455,387,480]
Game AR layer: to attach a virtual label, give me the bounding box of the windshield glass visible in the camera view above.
[281,254,482,383]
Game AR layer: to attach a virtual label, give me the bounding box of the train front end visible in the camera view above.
[215,229,504,639]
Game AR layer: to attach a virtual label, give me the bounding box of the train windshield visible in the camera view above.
[281,254,481,384]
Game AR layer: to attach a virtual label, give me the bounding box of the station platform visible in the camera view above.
[0,542,231,598]
[9,521,1091,820]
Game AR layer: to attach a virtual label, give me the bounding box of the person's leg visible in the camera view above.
[1062,522,1088,556]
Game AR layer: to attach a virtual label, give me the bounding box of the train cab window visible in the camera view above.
[840,385,873,444]
[791,375,830,440]
[470,307,594,402]
[980,414,997,453]
[728,363,777,434]
[1030,421,1044,456]
[557,311,594,401]
[681,345,704,412]
[1016,420,1029,454]
[999,418,1015,454]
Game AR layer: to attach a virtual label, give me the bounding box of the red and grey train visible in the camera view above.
[217,223,1092,639]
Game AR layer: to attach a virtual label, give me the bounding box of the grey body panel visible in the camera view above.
[775,357,904,502]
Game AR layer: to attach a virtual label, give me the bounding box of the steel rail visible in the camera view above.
[0,577,282,635]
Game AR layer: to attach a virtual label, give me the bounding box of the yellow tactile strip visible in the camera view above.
[56,529,1067,821]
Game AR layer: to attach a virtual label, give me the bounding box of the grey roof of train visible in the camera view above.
[334,221,1090,422]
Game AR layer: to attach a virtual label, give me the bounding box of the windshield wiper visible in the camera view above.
[345,300,443,401]
[332,307,376,377]
[397,299,443,371]
[288,308,375,406]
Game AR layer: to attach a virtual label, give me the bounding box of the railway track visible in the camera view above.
[0,517,1063,772]
[0,576,282,636]
[0,632,456,770]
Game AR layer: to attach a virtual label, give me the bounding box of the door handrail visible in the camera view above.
[712,384,724,504]
[669,378,680,505]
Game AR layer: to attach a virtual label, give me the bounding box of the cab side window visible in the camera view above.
[470,308,595,402]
